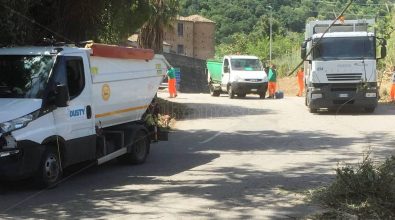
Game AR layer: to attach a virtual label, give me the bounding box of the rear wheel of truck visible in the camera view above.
[365,107,375,113]
[228,85,235,99]
[35,147,62,189]
[121,130,150,164]
[209,84,220,97]
[238,93,246,98]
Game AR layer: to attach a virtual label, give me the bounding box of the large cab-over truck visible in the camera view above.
[301,19,386,113]
[0,44,168,187]
[207,55,268,99]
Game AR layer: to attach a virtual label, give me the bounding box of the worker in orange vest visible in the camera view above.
[167,66,177,98]
[390,66,395,101]
[296,67,304,96]
[267,64,277,98]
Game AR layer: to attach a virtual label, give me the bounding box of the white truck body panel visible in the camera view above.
[91,55,166,128]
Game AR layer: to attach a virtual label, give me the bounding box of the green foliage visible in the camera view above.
[181,0,394,76]
[139,0,180,52]
[0,0,154,45]
[312,155,395,219]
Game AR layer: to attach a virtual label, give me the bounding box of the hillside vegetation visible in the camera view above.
[181,0,394,76]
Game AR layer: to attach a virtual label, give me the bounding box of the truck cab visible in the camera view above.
[207,55,268,99]
[0,45,166,187]
[301,19,386,113]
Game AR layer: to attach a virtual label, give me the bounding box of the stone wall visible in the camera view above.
[163,53,209,93]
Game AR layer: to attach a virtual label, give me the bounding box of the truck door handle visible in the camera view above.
[86,105,92,119]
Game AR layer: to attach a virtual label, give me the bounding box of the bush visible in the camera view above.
[313,155,395,219]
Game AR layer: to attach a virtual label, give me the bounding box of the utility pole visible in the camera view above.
[267,5,273,64]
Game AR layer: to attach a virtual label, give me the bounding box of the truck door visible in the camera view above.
[51,56,96,167]
[221,58,231,88]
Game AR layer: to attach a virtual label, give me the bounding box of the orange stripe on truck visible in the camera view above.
[95,105,149,118]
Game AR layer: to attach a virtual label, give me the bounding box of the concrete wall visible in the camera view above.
[163,53,209,93]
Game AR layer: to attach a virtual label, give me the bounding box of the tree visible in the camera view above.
[138,0,179,53]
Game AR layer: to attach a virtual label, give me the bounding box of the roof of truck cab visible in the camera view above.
[225,55,259,59]
[312,32,375,39]
[0,46,90,55]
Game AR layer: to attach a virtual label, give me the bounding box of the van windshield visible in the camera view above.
[0,55,55,98]
[231,59,263,71]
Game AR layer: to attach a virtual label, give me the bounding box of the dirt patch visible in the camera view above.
[277,76,300,97]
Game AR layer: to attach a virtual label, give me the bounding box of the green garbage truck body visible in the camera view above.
[206,55,268,99]
[206,60,222,84]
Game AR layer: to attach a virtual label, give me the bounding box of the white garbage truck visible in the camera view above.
[0,43,168,187]
[301,19,386,113]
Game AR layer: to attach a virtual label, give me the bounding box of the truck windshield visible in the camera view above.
[0,55,54,98]
[231,59,263,71]
[313,36,375,60]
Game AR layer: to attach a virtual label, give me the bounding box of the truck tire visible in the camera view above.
[260,87,267,99]
[238,93,246,98]
[121,130,150,164]
[228,85,235,99]
[35,147,62,189]
[209,84,220,97]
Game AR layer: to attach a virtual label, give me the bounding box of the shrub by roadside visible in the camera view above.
[310,155,395,219]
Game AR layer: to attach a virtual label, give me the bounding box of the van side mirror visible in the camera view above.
[55,84,69,107]
[224,66,229,73]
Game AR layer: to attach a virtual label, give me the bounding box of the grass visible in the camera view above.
[310,155,395,219]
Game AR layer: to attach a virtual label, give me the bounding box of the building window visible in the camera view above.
[177,44,184,54]
[177,23,184,36]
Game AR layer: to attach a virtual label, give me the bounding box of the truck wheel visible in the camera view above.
[365,107,375,113]
[122,131,150,164]
[228,85,235,99]
[35,147,62,189]
[238,93,246,98]
[260,87,267,99]
[209,84,220,97]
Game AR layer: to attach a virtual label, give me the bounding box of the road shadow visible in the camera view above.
[2,128,394,218]
[159,101,274,120]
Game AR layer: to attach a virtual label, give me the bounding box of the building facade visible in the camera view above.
[163,15,215,60]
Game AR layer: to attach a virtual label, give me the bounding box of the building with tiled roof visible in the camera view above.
[163,14,215,60]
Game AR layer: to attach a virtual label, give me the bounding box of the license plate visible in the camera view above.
[251,89,257,92]
[250,79,258,82]
[339,93,349,98]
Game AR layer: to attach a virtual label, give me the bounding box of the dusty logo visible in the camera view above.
[102,84,111,101]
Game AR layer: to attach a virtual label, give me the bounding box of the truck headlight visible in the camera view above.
[234,75,241,82]
[0,111,39,133]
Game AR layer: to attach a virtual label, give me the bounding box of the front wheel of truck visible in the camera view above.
[228,85,235,99]
[35,147,62,189]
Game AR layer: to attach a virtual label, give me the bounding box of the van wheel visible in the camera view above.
[120,131,150,164]
[228,85,235,99]
[35,147,62,189]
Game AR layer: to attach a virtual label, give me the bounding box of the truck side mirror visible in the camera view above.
[301,41,307,59]
[55,84,69,107]
[380,45,387,59]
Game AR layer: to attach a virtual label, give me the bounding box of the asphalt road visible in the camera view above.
[1,92,395,219]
